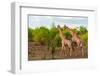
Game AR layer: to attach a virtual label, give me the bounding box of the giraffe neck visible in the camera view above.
[58,28,66,39]
[67,28,80,40]
[70,30,79,39]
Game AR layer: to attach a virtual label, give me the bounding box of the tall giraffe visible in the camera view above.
[57,25,72,56]
[64,25,84,56]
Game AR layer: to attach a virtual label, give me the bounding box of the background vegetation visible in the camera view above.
[28,25,88,49]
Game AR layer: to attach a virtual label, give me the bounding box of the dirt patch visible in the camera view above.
[28,42,88,61]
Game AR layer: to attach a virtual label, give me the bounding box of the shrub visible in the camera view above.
[49,27,59,39]
[80,32,88,47]
[63,29,72,40]
[28,25,88,48]
[33,26,50,45]
[54,34,61,47]
[79,26,88,35]
[28,28,34,41]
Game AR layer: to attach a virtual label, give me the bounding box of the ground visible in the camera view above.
[28,42,88,61]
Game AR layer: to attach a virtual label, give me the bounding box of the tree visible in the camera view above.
[80,32,88,48]
[33,26,50,45]
[49,27,59,39]
[63,29,72,40]
[54,34,61,47]
[79,26,88,35]
[28,28,34,41]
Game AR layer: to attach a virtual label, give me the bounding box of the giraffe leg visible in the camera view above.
[61,42,65,55]
[76,42,80,48]
[67,43,72,56]
[61,41,66,52]
[76,44,78,48]
[61,41,64,51]
[69,47,72,56]
[81,47,84,56]
[80,42,84,56]
[62,44,64,51]
[63,45,66,55]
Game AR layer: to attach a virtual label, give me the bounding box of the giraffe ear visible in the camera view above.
[64,25,66,28]
[57,25,60,28]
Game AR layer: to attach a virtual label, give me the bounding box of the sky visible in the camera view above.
[28,15,88,29]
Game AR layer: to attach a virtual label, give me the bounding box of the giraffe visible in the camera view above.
[57,25,73,56]
[64,25,84,56]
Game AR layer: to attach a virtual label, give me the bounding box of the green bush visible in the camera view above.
[79,26,88,35]
[49,27,59,39]
[33,26,50,45]
[28,28,34,41]
[28,25,88,48]
[63,29,72,40]
[54,34,61,47]
[80,32,88,47]
[48,27,59,48]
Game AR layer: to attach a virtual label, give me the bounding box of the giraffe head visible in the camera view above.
[57,25,62,30]
[63,25,70,31]
[64,25,67,28]
[57,25,60,28]
[57,25,64,31]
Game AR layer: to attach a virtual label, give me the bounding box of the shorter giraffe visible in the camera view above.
[57,25,73,56]
[64,25,84,56]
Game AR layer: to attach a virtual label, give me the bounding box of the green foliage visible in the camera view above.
[49,27,59,39]
[49,27,60,50]
[63,29,72,40]
[80,32,88,47]
[73,28,79,34]
[79,26,88,35]
[28,28,34,41]
[28,25,88,48]
[33,26,50,45]
[54,34,61,47]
